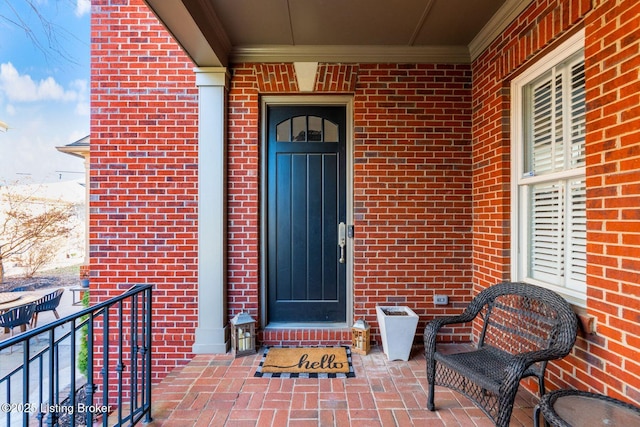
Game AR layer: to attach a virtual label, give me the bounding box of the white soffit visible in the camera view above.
[145,0,532,66]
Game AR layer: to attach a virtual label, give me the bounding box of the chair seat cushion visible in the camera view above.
[434,345,539,393]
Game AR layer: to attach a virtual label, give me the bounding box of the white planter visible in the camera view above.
[376,306,419,361]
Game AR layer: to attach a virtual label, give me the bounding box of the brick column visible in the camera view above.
[193,67,230,353]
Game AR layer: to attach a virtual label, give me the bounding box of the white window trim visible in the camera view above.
[510,29,586,307]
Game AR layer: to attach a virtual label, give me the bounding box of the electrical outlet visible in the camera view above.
[434,295,448,305]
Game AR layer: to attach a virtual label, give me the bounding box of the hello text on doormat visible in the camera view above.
[254,346,355,378]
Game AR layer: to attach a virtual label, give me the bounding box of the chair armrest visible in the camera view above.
[423,312,478,356]
[515,348,568,366]
[424,286,513,356]
[500,349,567,392]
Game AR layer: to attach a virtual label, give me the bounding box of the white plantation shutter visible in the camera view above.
[530,183,564,285]
[554,72,565,170]
[518,47,586,299]
[530,77,554,174]
[570,60,586,168]
[568,179,586,290]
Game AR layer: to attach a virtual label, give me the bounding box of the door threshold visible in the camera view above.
[265,322,348,330]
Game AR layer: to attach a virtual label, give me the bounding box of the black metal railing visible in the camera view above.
[0,284,153,427]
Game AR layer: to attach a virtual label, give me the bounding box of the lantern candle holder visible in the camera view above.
[351,318,371,355]
[230,311,256,357]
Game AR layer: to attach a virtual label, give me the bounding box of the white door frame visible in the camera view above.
[260,95,354,328]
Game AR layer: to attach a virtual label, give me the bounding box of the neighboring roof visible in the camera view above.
[56,135,89,159]
[144,0,533,66]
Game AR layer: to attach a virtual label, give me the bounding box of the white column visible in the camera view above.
[193,67,230,354]
[83,154,90,264]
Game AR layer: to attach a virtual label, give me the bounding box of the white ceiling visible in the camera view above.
[144,0,533,66]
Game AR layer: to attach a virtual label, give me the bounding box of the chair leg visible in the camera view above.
[31,313,38,328]
[53,309,60,319]
[536,375,551,427]
[533,404,541,427]
[427,381,435,411]
[9,328,14,354]
[427,362,436,411]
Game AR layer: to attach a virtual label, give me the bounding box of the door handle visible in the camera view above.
[338,222,346,264]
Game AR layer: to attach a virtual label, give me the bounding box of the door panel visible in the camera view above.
[267,105,346,323]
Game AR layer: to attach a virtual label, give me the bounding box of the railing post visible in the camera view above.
[69,317,77,427]
[22,339,29,427]
[144,286,153,423]
[86,311,95,427]
[102,307,110,427]
[116,299,124,424]
[46,328,57,427]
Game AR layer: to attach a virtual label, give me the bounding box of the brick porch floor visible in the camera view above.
[147,345,540,426]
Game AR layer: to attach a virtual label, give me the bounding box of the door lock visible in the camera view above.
[338,222,346,264]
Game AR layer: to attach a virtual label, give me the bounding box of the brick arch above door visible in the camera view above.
[249,63,359,93]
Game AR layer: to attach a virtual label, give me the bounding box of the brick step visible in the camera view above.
[258,327,352,347]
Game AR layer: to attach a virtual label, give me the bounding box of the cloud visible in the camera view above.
[76,0,91,17]
[0,62,82,103]
[70,79,89,116]
[75,100,90,116]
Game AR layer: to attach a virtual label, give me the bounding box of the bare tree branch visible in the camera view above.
[0,182,76,282]
[0,0,85,65]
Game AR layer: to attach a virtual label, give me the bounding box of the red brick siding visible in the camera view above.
[227,63,473,346]
[474,0,640,402]
[472,0,592,394]
[353,64,473,343]
[316,64,359,92]
[583,0,640,403]
[91,0,199,382]
[471,0,591,290]
[227,65,260,322]
[251,63,359,93]
[255,64,298,92]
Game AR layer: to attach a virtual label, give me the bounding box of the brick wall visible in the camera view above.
[352,64,473,342]
[473,0,640,402]
[471,0,592,289]
[227,65,261,323]
[227,63,473,345]
[472,0,591,395]
[91,0,199,381]
[582,0,640,402]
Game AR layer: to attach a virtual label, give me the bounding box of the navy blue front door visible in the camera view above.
[267,105,347,323]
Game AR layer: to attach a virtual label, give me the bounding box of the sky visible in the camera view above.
[0,0,90,184]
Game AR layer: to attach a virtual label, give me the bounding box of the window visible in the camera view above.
[511,30,586,306]
[276,115,339,142]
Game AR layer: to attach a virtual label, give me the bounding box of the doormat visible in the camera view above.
[254,346,355,378]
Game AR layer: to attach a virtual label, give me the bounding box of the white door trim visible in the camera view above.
[260,95,354,328]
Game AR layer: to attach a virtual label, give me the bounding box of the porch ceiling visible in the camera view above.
[144,0,533,67]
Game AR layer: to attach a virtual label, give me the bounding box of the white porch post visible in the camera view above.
[193,67,230,353]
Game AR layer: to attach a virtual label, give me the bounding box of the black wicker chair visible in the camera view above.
[30,288,65,327]
[424,282,578,427]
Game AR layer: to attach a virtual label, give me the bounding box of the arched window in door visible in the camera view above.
[276,115,339,142]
